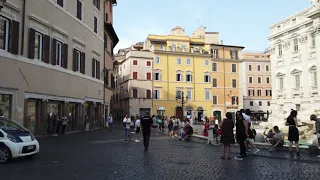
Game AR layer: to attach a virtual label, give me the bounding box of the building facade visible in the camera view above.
[242,52,272,114]
[112,43,153,120]
[268,1,320,121]
[144,26,244,122]
[0,0,117,135]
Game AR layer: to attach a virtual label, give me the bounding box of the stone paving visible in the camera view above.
[1,125,320,180]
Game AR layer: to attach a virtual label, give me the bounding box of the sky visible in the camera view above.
[113,0,311,52]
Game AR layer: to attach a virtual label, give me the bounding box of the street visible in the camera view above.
[1,125,320,180]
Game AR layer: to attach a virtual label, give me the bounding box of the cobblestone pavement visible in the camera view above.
[1,125,320,180]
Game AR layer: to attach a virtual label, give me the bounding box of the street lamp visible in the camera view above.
[0,0,6,11]
[176,91,188,119]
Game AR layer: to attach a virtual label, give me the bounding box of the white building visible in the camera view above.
[268,1,320,121]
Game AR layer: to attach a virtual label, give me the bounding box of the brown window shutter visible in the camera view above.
[216,49,219,58]
[92,59,95,77]
[51,38,57,65]
[9,20,19,55]
[81,52,85,74]
[62,43,68,69]
[96,61,100,79]
[73,48,77,71]
[42,35,50,63]
[28,28,36,59]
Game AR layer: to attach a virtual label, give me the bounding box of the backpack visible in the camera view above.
[168,120,173,127]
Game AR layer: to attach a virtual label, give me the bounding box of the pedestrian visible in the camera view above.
[61,114,68,134]
[235,111,248,159]
[286,110,300,157]
[108,114,113,131]
[135,116,141,142]
[141,112,153,151]
[123,114,131,142]
[220,112,235,160]
[168,117,174,137]
[310,114,320,158]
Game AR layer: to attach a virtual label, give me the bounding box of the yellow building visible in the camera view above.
[144,26,244,122]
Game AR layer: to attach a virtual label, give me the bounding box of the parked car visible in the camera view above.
[0,117,40,163]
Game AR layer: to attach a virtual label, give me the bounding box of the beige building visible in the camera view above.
[242,52,272,114]
[0,0,118,135]
[112,43,153,119]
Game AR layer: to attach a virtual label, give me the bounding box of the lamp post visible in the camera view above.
[0,0,6,11]
[176,91,188,119]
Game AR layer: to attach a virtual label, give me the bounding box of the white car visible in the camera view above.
[0,117,40,163]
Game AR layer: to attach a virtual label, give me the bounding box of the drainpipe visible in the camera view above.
[21,0,26,55]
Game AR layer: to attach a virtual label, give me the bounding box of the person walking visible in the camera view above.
[135,116,141,142]
[108,114,113,131]
[123,115,131,142]
[61,114,68,135]
[220,112,235,160]
[141,113,153,151]
[286,110,300,157]
[310,114,320,158]
[235,111,248,160]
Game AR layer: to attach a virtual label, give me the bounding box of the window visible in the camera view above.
[133,72,138,79]
[248,76,253,84]
[0,16,9,51]
[34,32,43,60]
[212,63,217,72]
[212,78,217,87]
[153,90,160,99]
[248,89,255,96]
[248,65,252,71]
[172,44,176,51]
[230,50,238,59]
[279,77,284,90]
[257,77,262,84]
[232,96,239,105]
[266,90,272,96]
[176,73,182,82]
[232,79,237,88]
[154,72,161,81]
[146,61,151,66]
[294,74,300,88]
[312,71,317,87]
[212,49,218,58]
[181,44,186,52]
[133,60,138,65]
[204,60,209,66]
[257,65,261,71]
[267,101,271,106]
[55,41,62,67]
[146,90,151,98]
[94,16,98,33]
[257,89,262,96]
[266,77,270,84]
[205,90,210,100]
[155,56,160,64]
[250,101,253,106]
[186,74,192,82]
[93,0,100,10]
[73,49,81,72]
[91,59,100,79]
[57,0,64,7]
[160,45,165,51]
[212,95,218,104]
[146,72,151,80]
[266,65,270,71]
[176,90,182,99]
[133,88,138,98]
[77,0,83,20]
[204,75,210,83]
[176,57,182,64]
[294,38,299,52]
[278,44,282,56]
[186,58,191,65]
[187,90,192,100]
[259,101,262,106]
[231,64,237,72]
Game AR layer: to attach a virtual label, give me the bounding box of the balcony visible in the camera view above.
[310,86,318,96]
[292,87,303,97]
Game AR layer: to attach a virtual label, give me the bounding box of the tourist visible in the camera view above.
[173,117,179,136]
[161,116,165,132]
[310,114,320,158]
[264,129,275,143]
[108,114,113,131]
[286,110,300,157]
[220,112,235,160]
[235,111,248,159]
[141,113,153,151]
[179,123,193,141]
[61,114,68,135]
[123,114,131,142]
[242,109,259,154]
[168,117,174,138]
[152,115,157,129]
[157,116,162,131]
[204,120,210,137]
[269,126,285,152]
[135,115,141,142]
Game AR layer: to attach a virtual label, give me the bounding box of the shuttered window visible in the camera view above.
[77,0,82,20]
[146,90,151,98]
[133,72,137,79]
[94,16,98,33]
[146,72,151,80]
[133,88,138,98]
[212,78,217,87]
[0,17,20,55]
[91,59,100,79]
[28,28,50,63]
[73,49,85,74]
[93,0,100,10]
[51,39,68,68]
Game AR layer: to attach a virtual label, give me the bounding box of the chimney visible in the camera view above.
[221,40,223,45]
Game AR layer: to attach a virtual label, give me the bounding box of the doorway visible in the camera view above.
[175,107,183,118]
